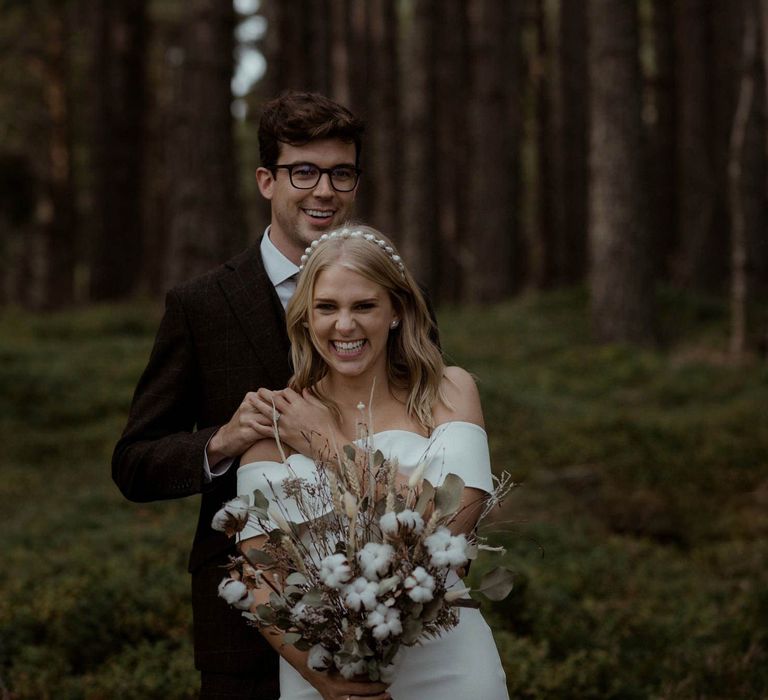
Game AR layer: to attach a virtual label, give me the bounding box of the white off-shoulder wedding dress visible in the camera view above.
[237,421,510,700]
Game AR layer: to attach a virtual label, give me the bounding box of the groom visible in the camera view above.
[113,92,375,698]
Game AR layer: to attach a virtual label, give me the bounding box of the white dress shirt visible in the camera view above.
[203,227,299,480]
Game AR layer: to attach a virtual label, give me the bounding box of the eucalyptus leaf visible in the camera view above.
[300,590,324,607]
[294,637,312,651]
[283,632,302,646]
[373,450,385,467]
[401,617,423,645]
[252,489,270,511]
[286,572,308,586]
[244,547,274,567]
[477,567,515,601]
[415,480,435,515]
[250,507,270,520]
[343,444,357,461]
[434,474,465,515]
[465,542,479,560]
[422,597,443,621]
[269,592,287,609]
[255,604,276,624]
[377,575,400,596]
[283,585,303,598]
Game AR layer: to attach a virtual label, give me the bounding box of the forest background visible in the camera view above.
[1,0,767,698]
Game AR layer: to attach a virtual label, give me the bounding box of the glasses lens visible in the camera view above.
[330,167,358,192]
[289,164,320,188]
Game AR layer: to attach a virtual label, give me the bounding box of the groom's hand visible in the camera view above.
[206,391,275,465]
[252,387,337,458]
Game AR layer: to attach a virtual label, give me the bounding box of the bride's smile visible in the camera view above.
[311,263,398,382]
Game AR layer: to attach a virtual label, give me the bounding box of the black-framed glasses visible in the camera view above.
[272,163,361,192]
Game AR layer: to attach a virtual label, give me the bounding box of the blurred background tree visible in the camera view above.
[1,0,766,354]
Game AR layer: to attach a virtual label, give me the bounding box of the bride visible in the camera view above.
[236,225,509,700]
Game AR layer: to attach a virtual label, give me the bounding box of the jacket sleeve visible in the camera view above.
[112,288,217,502]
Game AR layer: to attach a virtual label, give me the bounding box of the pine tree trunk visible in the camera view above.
[90,0,147,300]
[465,0,514,302]
[40,8,77,309]
[558,0,589,284]
[434,0,470,302]
[728,3,760,359]
[673,0,722,290]
[588,0,655,343]
[647,0,677,279]
[368,0,400,239]
[165,0,246,286]
[398,0,438,292]
[532,0,557,289]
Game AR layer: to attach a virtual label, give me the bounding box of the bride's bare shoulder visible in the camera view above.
[433,366,484,427]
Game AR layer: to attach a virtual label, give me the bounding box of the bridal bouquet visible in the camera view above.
[212,420,515,681]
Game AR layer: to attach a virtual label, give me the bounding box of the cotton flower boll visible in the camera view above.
[404,566,435,603]
[211,496,250,534]
[425,529,469,568]
[218,577,250,607]
[307,644,333,672]
[379,511,399,536]
[358,542,395,580]
[396,509,424,534]
[343,577,379,611]
[319,553,353,589]
[366,603,403,640]
[335,657,367,680]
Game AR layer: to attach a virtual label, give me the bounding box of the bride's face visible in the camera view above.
[310,263,398,381]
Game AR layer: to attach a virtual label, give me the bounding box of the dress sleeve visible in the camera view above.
[236,454,333,541]
[421,422,495,494]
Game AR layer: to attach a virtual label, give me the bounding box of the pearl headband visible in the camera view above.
[298,227,406,278]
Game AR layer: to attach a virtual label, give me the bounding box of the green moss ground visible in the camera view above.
[1,290,765,698]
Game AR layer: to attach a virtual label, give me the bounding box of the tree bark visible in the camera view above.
[558,0,589,285]
[38,7,78,309]
[646,0,677,280]
[368,0,400,239]
[398,0,438,292]
[434,0,470,302]
[588,0,655,344]
[728,3,760,359]
[165,0,246,286]
[90,0,147,300]
[673,0,723,290]
[464,0,514,301]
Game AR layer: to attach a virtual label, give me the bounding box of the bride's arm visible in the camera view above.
[431,366,489,537]
[237,534,391,700]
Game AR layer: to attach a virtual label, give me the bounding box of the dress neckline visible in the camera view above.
[363,420,486,441]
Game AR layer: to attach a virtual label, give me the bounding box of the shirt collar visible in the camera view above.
[260,226,300,287]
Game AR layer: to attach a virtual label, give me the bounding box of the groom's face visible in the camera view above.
[256,138,359,264]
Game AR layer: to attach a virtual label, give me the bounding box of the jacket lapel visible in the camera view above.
[218,240,292,385]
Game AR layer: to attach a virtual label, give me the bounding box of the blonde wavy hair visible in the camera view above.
[285,224,446,432]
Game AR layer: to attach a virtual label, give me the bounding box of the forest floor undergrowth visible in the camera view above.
[1,288,766,699]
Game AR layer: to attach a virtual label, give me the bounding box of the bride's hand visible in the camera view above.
[253,387,336,457]
[306,668,391,700]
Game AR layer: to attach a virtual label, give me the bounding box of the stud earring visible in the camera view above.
[302,321,309,328]
[390,319,400,330]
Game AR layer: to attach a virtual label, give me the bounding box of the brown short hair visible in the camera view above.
[258,91,365,167]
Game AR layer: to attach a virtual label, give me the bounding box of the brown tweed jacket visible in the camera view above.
[112,240,287,686]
